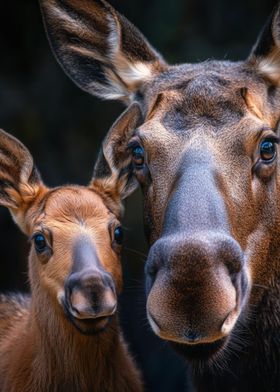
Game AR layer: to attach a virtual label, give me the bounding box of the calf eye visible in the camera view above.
[33,234,47,253]
[114,226,123,245]
[260,139,277,162]
[132,145,145,167]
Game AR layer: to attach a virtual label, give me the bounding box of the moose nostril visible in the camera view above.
[184,331,201,343]
[226,257,243,276]
[146,263,158,281]
[145,263,159,294]
[218,240,244,275]
[147,311,162,335]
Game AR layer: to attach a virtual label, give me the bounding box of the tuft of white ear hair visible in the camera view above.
[98,15,154,101]
[254,7,280,85]
[257,46,280,84]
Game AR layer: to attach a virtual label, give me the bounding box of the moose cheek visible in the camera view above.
[134,165,150,184]
[253,161,277,181]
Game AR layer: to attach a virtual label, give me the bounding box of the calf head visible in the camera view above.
[40,0,280,359]
[0,128,133,334]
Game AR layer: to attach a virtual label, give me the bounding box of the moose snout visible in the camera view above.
[146,233,248,347]
[65,269,117,321]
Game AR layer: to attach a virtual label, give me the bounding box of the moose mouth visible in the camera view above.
[170,336,228,362]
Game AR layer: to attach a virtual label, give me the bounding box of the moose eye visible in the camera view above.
[114,226,123,245]
[260,139,277,162]
[33,234,47,253]
[132,145,145,167]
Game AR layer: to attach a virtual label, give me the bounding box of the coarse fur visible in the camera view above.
[0,129,142,392]
[40,1,280,390]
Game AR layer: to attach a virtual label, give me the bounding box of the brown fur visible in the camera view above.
[40,1,280,390]
[0,129,142,392]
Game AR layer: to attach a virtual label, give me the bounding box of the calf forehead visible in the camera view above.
[32,187,110,226]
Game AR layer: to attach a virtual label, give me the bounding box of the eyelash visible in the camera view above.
[127,140,142,151]
[264,135,280,144]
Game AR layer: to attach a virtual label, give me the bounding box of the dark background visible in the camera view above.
[0,0,277,390]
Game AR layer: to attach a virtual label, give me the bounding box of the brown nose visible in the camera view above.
[65,270,117,320]
[146,232,247,345]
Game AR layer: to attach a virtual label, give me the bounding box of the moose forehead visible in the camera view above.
[141,61,271,136]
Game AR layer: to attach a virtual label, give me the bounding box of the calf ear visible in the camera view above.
[0,130,45,232]
[39,0,166,103]
[248,4,280,85]
[90,102,142,213]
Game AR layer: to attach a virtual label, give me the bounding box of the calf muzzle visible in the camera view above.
[64,269,117,334]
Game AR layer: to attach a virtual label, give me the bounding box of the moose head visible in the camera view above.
[0,126,137,335]
[40,0,280,370]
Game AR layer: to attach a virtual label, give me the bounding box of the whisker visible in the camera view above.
[123,246,148,259]
[252,283,270,290]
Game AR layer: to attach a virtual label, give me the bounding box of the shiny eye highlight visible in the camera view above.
[132,145,145,167]
[33,234,47,254]
[260,139,277,162]
[114,226,123,245]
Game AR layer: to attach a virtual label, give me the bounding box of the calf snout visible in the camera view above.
[65,269,117,320]
[146,232,248,346]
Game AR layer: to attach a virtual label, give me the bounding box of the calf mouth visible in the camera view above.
[61,298,113,335]
[68,313,112,335]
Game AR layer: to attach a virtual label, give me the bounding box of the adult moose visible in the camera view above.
[40,0,280,390]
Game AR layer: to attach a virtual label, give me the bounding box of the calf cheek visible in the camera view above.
[39,251,72,301]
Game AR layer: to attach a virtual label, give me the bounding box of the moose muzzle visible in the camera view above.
[145,150,250,358]
[146,233,246,344]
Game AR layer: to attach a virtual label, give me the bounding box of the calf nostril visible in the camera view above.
[102,274,116,293]
[70,290,86,310]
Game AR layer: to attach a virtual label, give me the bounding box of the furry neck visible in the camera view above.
[27,287,122,391]
[192,271,280,391]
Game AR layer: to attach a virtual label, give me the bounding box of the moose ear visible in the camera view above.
[39,0,166,103]
[90,102,142,211]
[248,4,280,85]
[0,129,45,232]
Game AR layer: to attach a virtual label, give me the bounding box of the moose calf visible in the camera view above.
[0,127,142,392]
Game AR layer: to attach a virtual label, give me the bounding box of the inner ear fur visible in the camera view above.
[248,4,280,85]
[0,129,45,233]
[90,102,143,210]
[40,0,166,103]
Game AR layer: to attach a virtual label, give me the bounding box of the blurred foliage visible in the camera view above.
[0,0,277,390]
